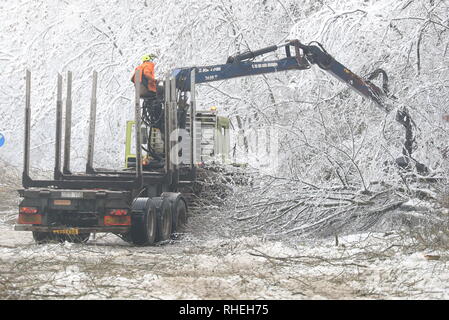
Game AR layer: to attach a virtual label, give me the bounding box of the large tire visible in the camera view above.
[161,192,188,233]
[152,197,172,242]
[32,231,65,244]
[130,197,157,246]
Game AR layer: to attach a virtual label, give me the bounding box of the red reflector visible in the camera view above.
[104,215,131,226]
[19,207,38,214]
[18,214,42,225]
[109,209,128,216]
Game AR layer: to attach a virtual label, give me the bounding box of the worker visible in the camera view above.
[132,54,164,150]
[131,54,157,98]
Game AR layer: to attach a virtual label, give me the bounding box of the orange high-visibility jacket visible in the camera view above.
[131,61,156,92]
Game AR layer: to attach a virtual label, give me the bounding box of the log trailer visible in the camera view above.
[15,39,424,245]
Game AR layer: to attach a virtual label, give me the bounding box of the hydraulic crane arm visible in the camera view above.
[172,41,308,90]
[170,39,426,173]
[296,41,391,112]
[172,40,390,112]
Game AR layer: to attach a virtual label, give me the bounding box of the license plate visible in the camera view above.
[61,191,83,198]
[52,228,79,235]
[54,199,71,206]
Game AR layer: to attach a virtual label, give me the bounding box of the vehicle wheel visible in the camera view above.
[155,197,172,242]
[161,192,188,233]
[32,231,65,244]
[130,197,157,246]
[174,198,187,232]
[65,233,90,244]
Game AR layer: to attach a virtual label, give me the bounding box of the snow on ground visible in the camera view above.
[1,185,448,300]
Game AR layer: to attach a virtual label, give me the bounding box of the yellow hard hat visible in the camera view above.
[142,54,156,62]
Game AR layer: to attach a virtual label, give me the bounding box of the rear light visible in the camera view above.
[19,207,38,214]
[108,209,128,216]
[18,207,41,224]
[18,214,42,225]
[104,215,131,226]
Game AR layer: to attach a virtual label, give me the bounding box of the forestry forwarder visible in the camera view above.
[15,39,426,245]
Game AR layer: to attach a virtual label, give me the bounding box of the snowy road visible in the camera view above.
[1,186,448,300]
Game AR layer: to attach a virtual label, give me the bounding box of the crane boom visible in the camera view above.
[172,40,389,111]
[168,39,426,173]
